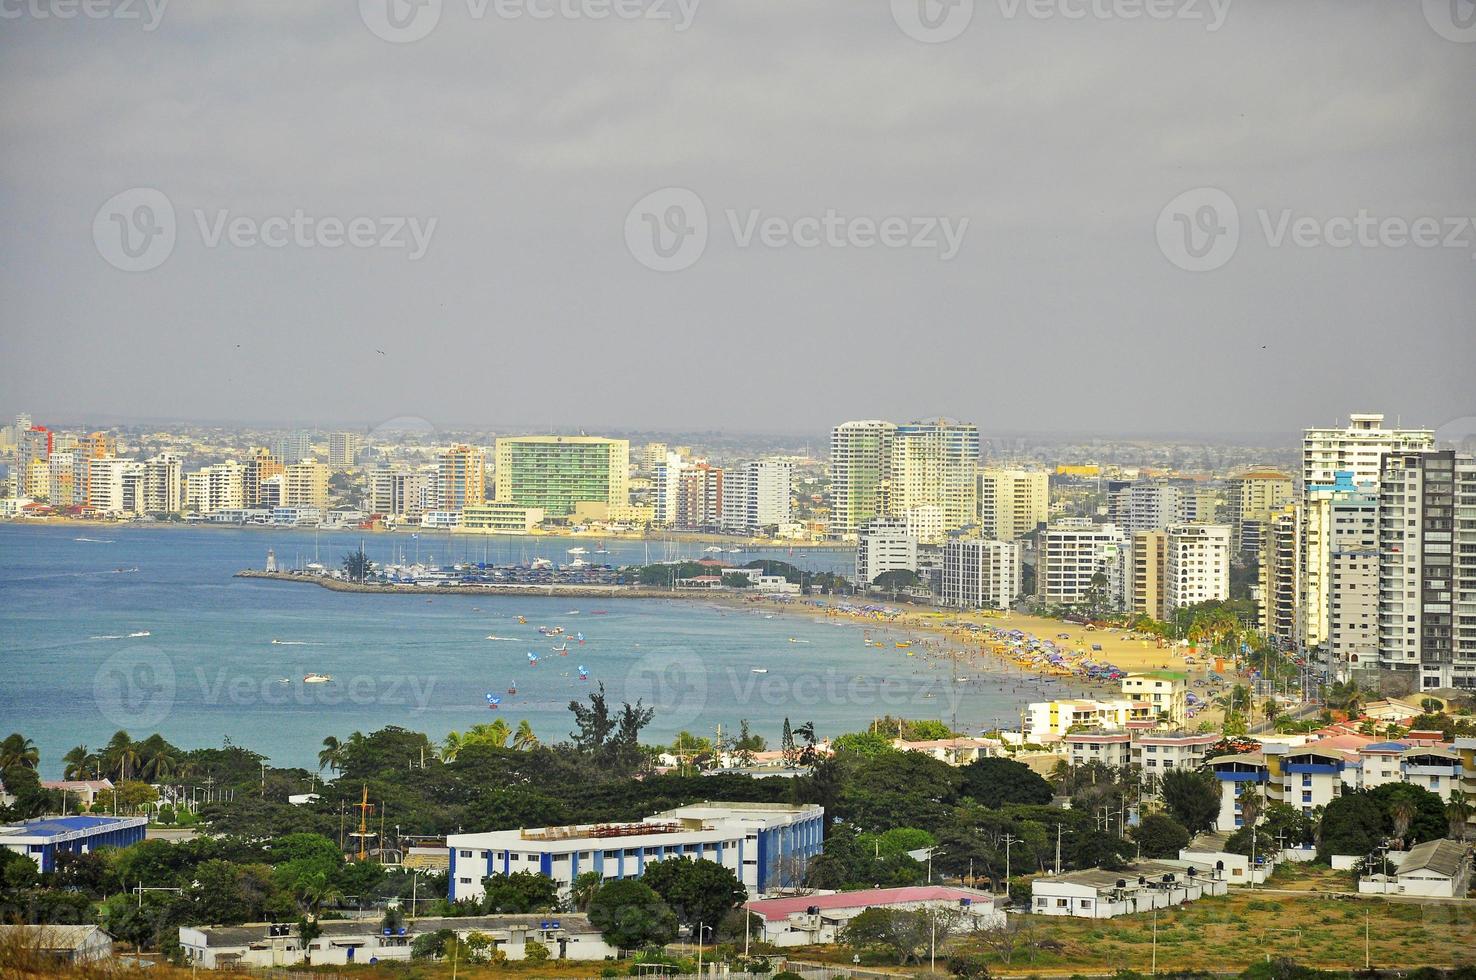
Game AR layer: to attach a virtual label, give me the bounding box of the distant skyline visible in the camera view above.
[2,2,1472,432]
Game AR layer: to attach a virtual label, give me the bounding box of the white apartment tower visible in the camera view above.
[1163,523,1231,614]
[941,538,1021,610]
[855,518,917,586]
[890,420,979,541]
[977,468,1049,541]
[1303,413,1434,488]
[1039,521,1124,608]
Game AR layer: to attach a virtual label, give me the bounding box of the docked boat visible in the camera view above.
[567,546,589,556]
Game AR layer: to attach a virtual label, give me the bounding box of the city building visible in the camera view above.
[461,502,545,533]
[445,802,823,904]
[1358,839,1472,898]
[890,419,979,540]
[1109,482,1187,536]
[1208,745,1345,830]
[327,432,361,470]
[1122,672,1187,726]
[0,815,146,872]
[1064,731,1132,768]
[855,518,917,587]
[745,887,1002,946]
[16,426,52,497]
[46,450,74,506]
[977,468,1049,542]
[1298,472,1380,680]
[1026,699,1149,740]
[370,467,434,521]
[186,461,245,515]
[1303,413,1433,488]
[657,459,724,531]
[86,457,141,516]
[141,453,182,514]
[940,538,1020,610]
[1226,469,1294,558]
[243,448,284,508]
[273,430,316,465]
[720,458,793,534]
[1163,523,1230,615]
[438,445,487,512]
[1128,529,1166,620]
[1038,521,1124,608]
[493,436,628,519]
[282,460,330,511]
[0,925,114,964]
[1259,505,1300,645]
[181,915,614,969]
[1378,450,1476,690]
[1131,731,1221,779]
[829,420,896,541]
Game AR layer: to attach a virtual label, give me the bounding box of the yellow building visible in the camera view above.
[461,502,545,533]
[1055,464,1100,477]
[282,460,330,510]
[572,501,654,526]
[438,445,487,512]
[493,436,629,519]
[977,468,1050,541]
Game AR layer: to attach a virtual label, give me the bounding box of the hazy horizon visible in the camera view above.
[3,2,1472,433]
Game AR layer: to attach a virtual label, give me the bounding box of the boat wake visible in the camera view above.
[90,634,125,640]
[485,635,517,641]
[74,537,115,544]
[270,639,321,646]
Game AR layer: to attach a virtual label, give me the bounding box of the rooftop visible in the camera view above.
[1397,839,1470,879]
[0,815,144,841]
[745,886,991,921]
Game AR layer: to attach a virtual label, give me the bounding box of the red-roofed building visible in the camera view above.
[745,886,1002,946]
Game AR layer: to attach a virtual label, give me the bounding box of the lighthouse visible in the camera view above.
[265,548,277,573]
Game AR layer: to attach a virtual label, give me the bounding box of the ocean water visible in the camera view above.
[0,524,1069,776]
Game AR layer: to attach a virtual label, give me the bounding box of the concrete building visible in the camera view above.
[1303,413,1433,488]
[181,915,614,969]
[46,450,74,506]
[86,457,141,516]
[1227,469,1294,558]
[855,518,917,587]
[1128,530,1166,620]
[1298,472,1381,680]
[939,538,1020,610]
[977,468,1049,542]
[829,420,896,540]
[494,436,628,519]
[1064,731,1132,768]
[141,453,182,515]
[1031,862,1228,918]
[243,448,284,508]
[438,445,487,512]
[1163,523,1230,615]
[445,803,822,904]
[0,815,146,872]
[0,925,114,964]
[1109,482,1187,535]
[1039,521,1124,608]
[1208,745,1345,830]
[890,419,979,540]
[327,432,361,470]
[272,431,315,465]
[745,887,1002,947]
[282,460,330,511]
[1259,505,1300,645]
[369,467,434,521]
[186,461,245,515]
[1122,672,1187,726]
[1378,450,1476,691]
[720,458,792,534]
[1358,839,1472,898]
[461,502,545,533]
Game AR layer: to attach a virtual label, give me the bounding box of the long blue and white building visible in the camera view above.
[0,815,147,872]
[446,802,823,904]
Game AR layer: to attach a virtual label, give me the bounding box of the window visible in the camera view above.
[1056,898,1069,908]
[459,850,472,858]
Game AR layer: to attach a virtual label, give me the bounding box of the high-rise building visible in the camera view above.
[890,420,979,541]
[1128,529,1167,621]
[273,431,316,465]
[977,468,1049,542]
[436,445,487,512]
[327,432,361,470]
[662,461,724,531]
[87,457,139,515]
[1108,482,1188,535]
[1259,505,1300,645]
[1303,413,1433,488]
[1039,521,1124,608]
[47,451,76,507]
[370,467,434,521]
[186,461,245,514]
[640,442,670,473]
[940,538,1020,610]
[17,426,52,496]
[1299,472,1379,672]
[71,432,117,505]
[493,436,628,518]
[855,518,917,587]
[142,453,183,515]
[721,458,792,534]
[243,448,285,508]
[1377,450,1476,691]
[1163,523,1231,615]
[282,460,330,510]
[829,420,896,541]
[1226,469,1294,557]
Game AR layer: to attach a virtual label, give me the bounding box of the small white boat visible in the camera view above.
[703,545,724,553]
[303,673,332,684]
[568,558,589,568]
[567,546,589,555]
[751,668,769,674]
[128,631,151,638]
[531,558,553,570]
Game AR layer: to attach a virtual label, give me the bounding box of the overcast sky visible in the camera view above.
[1,0,1472,436]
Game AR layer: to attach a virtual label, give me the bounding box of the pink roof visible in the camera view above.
[746,886,989,921]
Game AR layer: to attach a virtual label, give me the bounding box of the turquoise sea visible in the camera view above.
[0,524,1072,777]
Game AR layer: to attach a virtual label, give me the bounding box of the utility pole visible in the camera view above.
[1055,824,1062,875]
[1002,834,1020,893]
[1151,906,1158,975]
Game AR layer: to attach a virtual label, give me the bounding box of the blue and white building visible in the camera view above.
[446,802,823,904]
[0,815,147,872]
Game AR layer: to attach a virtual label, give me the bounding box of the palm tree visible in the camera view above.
[439,731,465,763]
[469,720,511,748]
[1262,698,1283,727]
[512,720,538,751]
[0,733,40,771]
[62,745,97,780]
[1237,784,1264,830]
[137,734,178,781]
[569,871,602,912]
[318,736,344,773]
[1326,680,1363,718]
[101,731,138,782]
[1391,798,1417,845]
[1448,789,1471,842]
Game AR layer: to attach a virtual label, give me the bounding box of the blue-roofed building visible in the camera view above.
[0,815,147,872]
